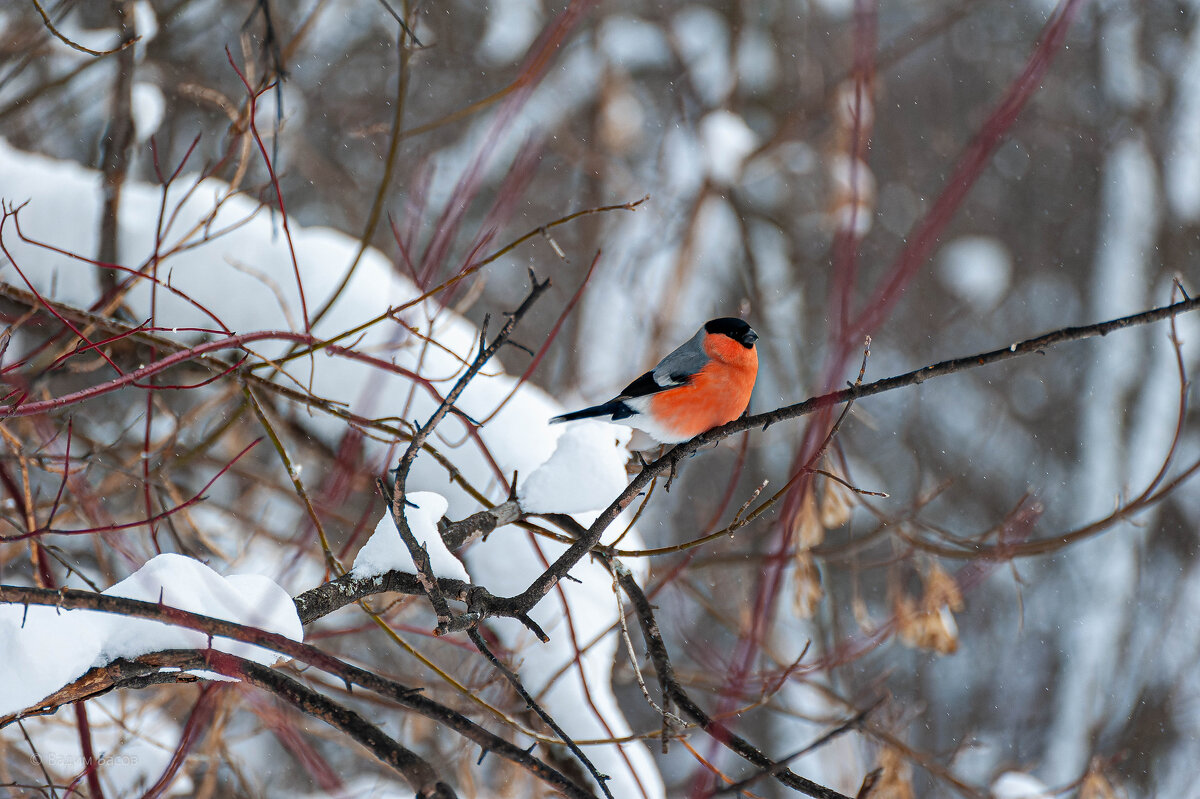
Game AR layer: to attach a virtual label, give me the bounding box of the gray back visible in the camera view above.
[651,326,709,387]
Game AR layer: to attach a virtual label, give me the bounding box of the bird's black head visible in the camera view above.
[705,317,758,349]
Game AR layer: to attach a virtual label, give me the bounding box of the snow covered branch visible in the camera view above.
[0,585,597,798]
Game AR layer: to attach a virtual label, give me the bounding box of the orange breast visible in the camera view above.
[647,347,757,440]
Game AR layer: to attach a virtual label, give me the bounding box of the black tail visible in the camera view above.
[550,400,631,424]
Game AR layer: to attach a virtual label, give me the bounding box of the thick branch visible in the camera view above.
[197,650,457,799]
[292,569,472,624]
[439,499,522,550]
[0,657,198,726]
[20,649,458,798]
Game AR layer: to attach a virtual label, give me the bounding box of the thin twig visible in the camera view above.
[466,628,615,799]
[29,0,140,57]
[715,700,882,795]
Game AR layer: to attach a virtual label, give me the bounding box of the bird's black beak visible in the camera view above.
[742,330,758,348]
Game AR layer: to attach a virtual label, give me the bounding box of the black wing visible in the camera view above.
[551,366,695,425]
[618,369,691,399]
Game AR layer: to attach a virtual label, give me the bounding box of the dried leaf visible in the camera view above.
[792,489,825,550]
[1081,758,1120,799]
[792,551,823,618]
[870,747,913,799]
[895,562,962,654]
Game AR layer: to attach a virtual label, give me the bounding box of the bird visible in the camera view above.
[550,317,759,444]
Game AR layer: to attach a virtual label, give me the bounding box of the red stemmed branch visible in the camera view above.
[413,0,597,287]
[225,48,310,332]
[38,321,152,373]
[140,684,221,799]
[1,331,418,416]
[246,687,346,793]
[69,701,106,799]
[6,205,237,336]
[0,437,260,541]
[434,138,543,311]
[828,0,877,338]
[0,204,125,375]
[0,332,265,415]
[852,0,1086,343]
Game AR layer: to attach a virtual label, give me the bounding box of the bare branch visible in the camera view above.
[29,0,140,57]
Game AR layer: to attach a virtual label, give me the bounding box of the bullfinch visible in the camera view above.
[550,317,759,444]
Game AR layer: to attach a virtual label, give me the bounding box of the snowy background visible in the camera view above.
[2,1,1199,797]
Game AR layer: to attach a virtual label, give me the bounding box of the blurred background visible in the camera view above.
[2,0,1197,796]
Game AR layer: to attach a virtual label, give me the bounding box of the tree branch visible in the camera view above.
[292,569,472,624]
[196,650,458,799]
